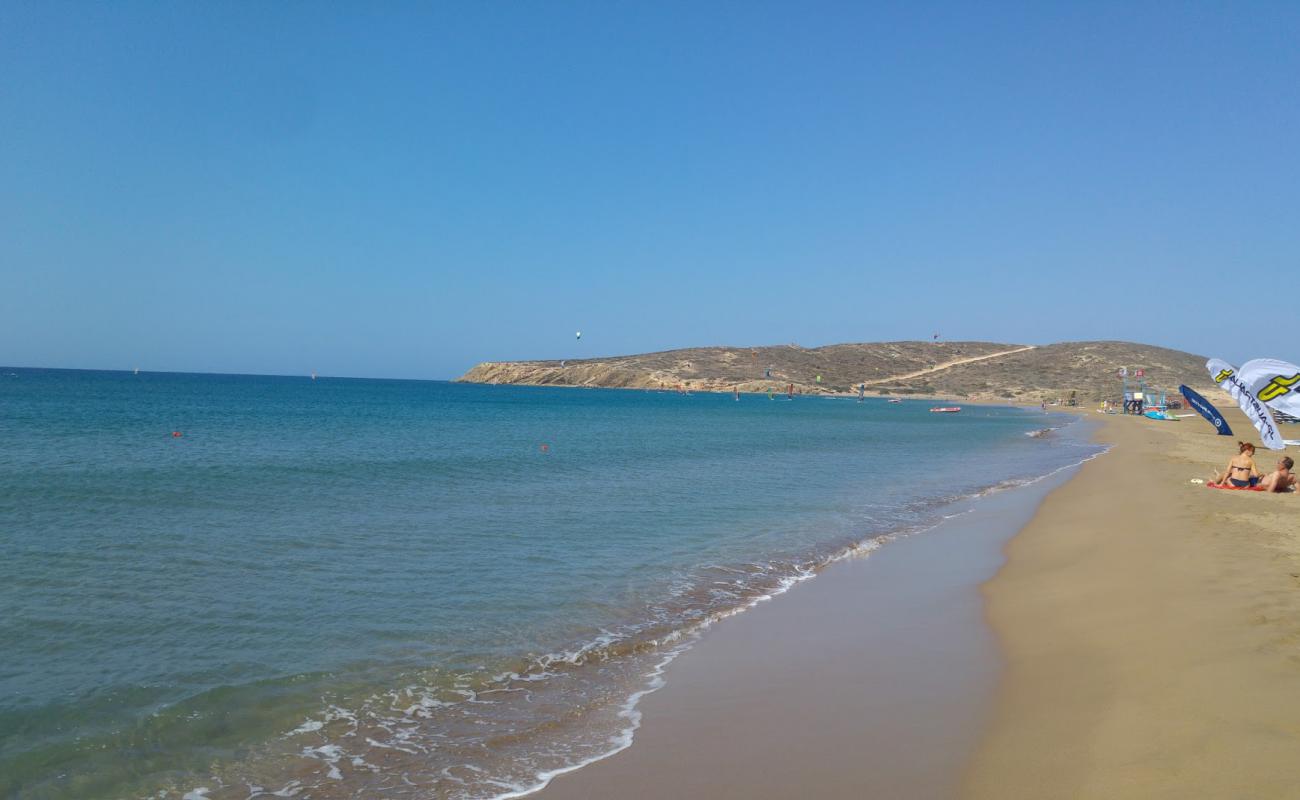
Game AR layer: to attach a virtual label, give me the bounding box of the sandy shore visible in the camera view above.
[534,407,1300,799]
[536,443,1085,799]
[965,409,1300,798]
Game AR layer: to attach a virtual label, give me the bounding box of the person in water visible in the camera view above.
[1215,441,1262,487]
[1257,456,1297,493]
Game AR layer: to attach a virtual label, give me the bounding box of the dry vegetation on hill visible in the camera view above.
[457,340,1211,403]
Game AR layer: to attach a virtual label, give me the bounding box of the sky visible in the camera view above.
[2,1,1297,379]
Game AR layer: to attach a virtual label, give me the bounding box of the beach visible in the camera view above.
[538,408,1300,799]
[9,372,1298,798]
[536,462,1083,800]
[967,408,1300,798]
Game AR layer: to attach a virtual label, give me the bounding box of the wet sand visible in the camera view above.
[537,406,1300,799]
[965,409,1300,798]
[538,463,1082,799]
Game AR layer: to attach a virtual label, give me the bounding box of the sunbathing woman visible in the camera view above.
[1215,441,1262,487]
[1257,456,1297,493]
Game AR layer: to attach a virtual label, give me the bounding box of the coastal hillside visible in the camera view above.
[457,340,1212,402]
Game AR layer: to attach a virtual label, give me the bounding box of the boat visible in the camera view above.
[929,406,962,413]
[888,398,902,404]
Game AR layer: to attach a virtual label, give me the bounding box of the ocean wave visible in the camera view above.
[171,420,1109,800]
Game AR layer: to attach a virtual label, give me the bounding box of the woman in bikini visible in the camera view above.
[1215,441,1262,487]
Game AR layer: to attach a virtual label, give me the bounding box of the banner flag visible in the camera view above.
[1236,359,1300,420]
[1179,385,1233,436]
[1206,359,1285,450]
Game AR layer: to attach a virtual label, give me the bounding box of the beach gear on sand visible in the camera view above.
[1206,482,1266,491]
[1207,359,1285,450]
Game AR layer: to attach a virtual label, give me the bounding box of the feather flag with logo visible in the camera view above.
[1235,359,1300,421]
[1206,359,1285,450]
[1179,385,1233,436]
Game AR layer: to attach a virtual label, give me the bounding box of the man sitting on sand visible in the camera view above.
[1257,456,1297,493]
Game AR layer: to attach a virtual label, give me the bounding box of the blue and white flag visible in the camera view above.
[1180,385,1232,436]
[1207,358,1285,450]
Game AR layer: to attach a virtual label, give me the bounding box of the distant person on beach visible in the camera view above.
[1215,442,1262,487]
[1257,456,1297,493]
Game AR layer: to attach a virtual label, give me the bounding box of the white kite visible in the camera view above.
[1206,358,1285,450]
[1235,358,1300,420]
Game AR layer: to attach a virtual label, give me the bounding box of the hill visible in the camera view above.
[456,341,1211,403]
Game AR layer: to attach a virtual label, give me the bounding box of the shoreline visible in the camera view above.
[965,410,1300,797]
[532,421,1101,799]
[533,408,1300,798]
[456,378,1046,405]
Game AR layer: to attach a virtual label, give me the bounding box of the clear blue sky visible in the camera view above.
[3,2,1297,378]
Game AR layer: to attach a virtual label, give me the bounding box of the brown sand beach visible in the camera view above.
[536,407,1300,799]
[966,408,1300,798]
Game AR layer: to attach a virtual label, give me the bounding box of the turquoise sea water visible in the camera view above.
[0,370,1101,799]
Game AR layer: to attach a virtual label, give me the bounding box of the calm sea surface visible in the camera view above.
[0,369,1101,799]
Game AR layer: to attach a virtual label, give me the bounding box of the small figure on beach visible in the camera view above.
[1215,441,1262,487]
[1256,456,1297,493]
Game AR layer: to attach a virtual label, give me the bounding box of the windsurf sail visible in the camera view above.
[1179,385,1232,436]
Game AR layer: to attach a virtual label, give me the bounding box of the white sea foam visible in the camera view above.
[479,418,1112,800]
[230,416,1110,800]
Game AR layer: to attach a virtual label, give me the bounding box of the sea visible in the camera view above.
[0,369,1103,799]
